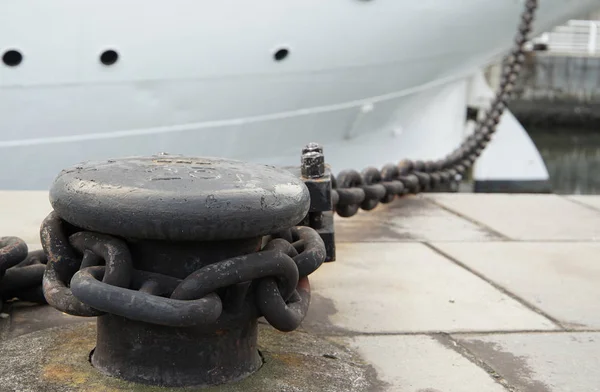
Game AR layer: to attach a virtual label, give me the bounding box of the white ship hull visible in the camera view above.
[0,0,597,189]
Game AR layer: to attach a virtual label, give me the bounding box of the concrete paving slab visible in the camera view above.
[427,194,600,241]
[433,242,600,329]
[304,243,556,334]
[568,195,600,212]
[335,195,501,243]
[343,335,507,392]
[0,191,51,245]
[456,332,600,392]
[2,302,85,340]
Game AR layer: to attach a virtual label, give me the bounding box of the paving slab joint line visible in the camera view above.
[424,197,512,240]
[561,195,600,214]
[433,333,518,392]
[423,242,567,330]
[301,328,600,339]
[447,327,600,336]
[507,239,600,243]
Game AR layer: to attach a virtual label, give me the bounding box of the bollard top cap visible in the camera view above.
[50,155,310,241]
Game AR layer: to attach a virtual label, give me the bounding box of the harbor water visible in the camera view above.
[528,128,600,194]
[507,52,600,195]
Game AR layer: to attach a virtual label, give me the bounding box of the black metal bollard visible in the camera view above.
[41,155,326,387]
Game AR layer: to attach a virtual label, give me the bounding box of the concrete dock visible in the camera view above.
[1,192,599,391]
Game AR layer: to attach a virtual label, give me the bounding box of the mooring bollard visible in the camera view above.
[40,155,326,387]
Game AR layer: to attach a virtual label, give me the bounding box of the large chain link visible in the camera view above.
[0,237,48,309]
[332,0,538,218]
[40,212,326,332]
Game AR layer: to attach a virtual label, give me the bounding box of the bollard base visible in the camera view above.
[0,319,381,391]
[92,313,262,387]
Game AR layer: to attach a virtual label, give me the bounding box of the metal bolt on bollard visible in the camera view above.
[301,151,325,179]
[291,143,336,262]
[40,155,326,387]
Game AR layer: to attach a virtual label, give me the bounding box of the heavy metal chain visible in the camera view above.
[0,237,47,311]
[0,0,537,312]
[41,212,326,332]
[331,0,538,218]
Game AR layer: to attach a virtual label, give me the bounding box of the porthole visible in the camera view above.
[100,49,119,66]
[273,48,289,62]
[2,50,23,67]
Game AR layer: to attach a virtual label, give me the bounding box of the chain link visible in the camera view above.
[41,212,326,331]
[332,0,538,218]
[0,237,48,309]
